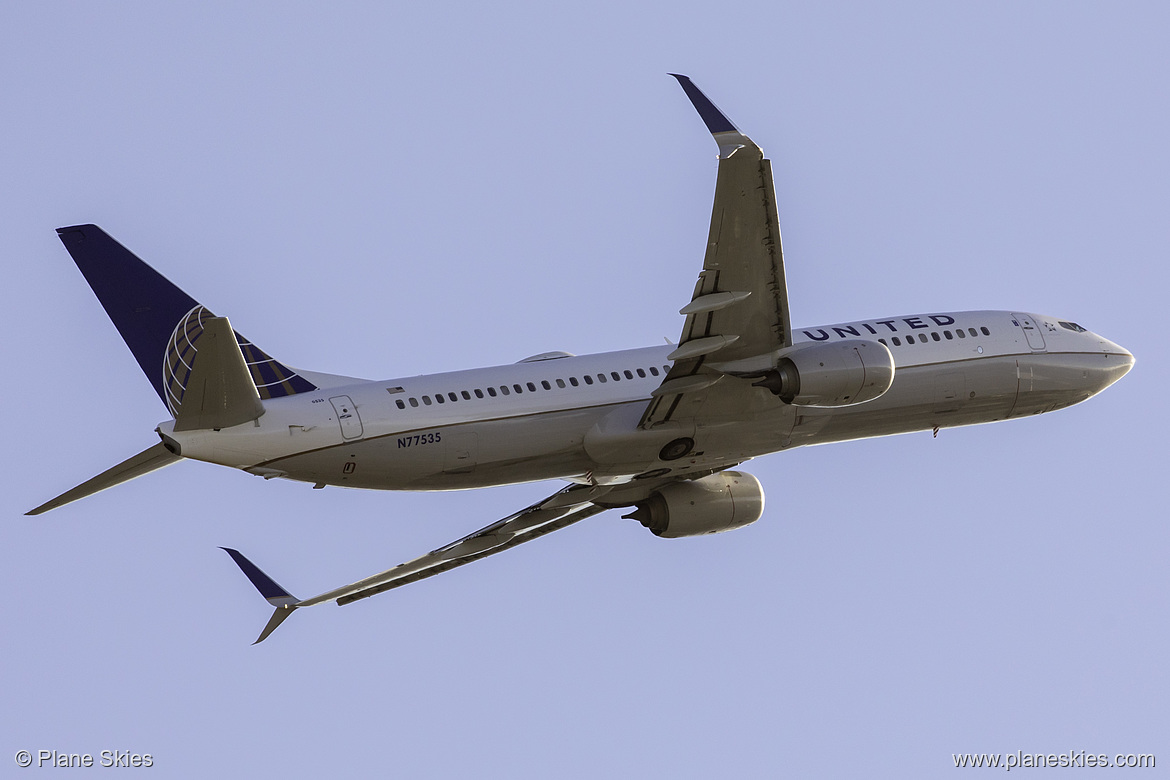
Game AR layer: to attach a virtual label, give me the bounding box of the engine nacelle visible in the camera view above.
[753,340,894,407]
[624,471,765,539]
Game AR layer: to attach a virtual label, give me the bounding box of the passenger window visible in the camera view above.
[957,329,966,339]
[423,396,432,406]
[396,399,405,410]
[980,327,990,336]
[931,332,940,341]
[556,379,566,388]
[513,384,523,393]
[892,337,902,346]
[596,374,605,383]
[624,370,633,379]
[968,328,978,337]
[584,375,594,385]
[878,338,886,345]
[501,386,510,396]
[409,397,419,407]
[649,367,660,377]
[461,391,471,400]
[570,377,579,387]
[435,394,445,404]
[474,389,484,398]
[636,368,646,378]
[944,331,953,340]
[541,380,550,390]
[487,387,497,397]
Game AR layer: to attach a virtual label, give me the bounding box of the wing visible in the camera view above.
[642,76,792,428]
[222,484,609,643]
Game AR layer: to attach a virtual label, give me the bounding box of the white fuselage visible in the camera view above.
[162,310,1133,492]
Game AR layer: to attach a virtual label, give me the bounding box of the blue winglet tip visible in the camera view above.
[669,74,739,135]
[220,547,294,602]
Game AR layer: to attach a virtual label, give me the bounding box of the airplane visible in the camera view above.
[29,75,1134,643]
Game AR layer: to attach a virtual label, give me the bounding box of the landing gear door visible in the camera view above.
[1013,313,1046,352]
[329,395,364,440]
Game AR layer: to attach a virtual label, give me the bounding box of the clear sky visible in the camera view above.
[2,2,1166,777]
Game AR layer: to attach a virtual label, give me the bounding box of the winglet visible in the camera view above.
[669,74,757,159]
[253,607,296,645]
[220,547,300,644]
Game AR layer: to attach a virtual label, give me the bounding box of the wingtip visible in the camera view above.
[221,547,300,644]
[253,606,297,644]
[56,224,99,236]
[221,546,298,605]
[670,74,740,136]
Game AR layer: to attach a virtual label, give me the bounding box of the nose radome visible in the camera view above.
[1094,336,1134,391]
[1117,346,1135,377]
[1100,336,1134,364]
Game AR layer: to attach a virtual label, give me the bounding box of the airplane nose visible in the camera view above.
[1101,336,1134,363]
[1016,338,1132,415]
[1094,337,1134,391]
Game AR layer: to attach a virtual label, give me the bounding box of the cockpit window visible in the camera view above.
[1059,321,1087,333]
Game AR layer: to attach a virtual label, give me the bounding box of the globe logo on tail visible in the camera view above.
[162,305,316,418]
[163,305,212,417]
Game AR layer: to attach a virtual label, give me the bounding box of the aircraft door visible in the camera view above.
[1012,313,1046,352]
[329,395,364,440]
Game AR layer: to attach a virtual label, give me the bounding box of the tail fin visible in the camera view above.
[56,225,317,414]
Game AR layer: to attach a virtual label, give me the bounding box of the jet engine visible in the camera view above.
[752,340,894,406]
[623,471,765,538]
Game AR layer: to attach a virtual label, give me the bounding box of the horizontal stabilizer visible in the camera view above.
[26,442,180,515]
[172,316,266,431]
